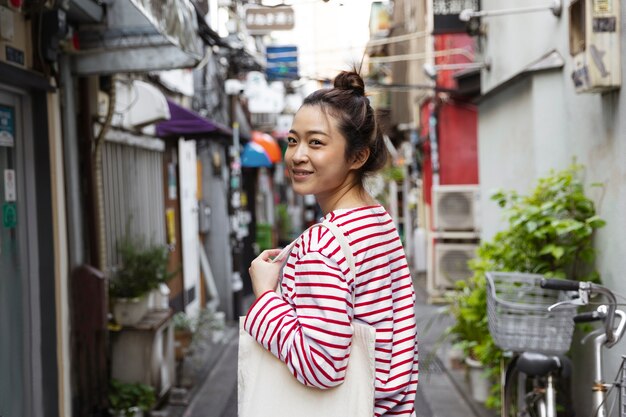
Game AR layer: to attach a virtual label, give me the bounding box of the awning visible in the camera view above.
[112,80,170,130]
[156,99,232,139]
[73,0,207,75]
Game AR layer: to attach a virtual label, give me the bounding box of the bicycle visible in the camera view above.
[485,271,626,417]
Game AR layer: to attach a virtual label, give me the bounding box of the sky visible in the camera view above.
[267,0,377,81]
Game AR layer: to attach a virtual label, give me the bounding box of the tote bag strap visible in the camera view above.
[311,220,356,307]
[274,220,356,306]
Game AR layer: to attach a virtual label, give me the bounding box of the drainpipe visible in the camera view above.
[92,76,116,272]
[59,55,84,267]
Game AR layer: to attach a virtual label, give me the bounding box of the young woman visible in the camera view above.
[245,70,418,416]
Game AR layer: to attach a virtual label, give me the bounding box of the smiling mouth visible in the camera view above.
[291,169,313,178]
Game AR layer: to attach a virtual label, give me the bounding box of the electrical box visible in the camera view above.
[0,6,31,68]
[569,0,621,93]
[432,184,480,232]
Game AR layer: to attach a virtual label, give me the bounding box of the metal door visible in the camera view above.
[0,89,27,417]
[178,138,200,317]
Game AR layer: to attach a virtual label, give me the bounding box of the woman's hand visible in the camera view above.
[249,248,284,298]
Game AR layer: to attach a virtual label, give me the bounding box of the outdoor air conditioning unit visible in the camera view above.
[434,242,478,290]
[569,0,621,93]
[432,184,480,231]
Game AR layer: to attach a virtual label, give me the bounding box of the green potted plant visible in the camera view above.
[108,378,156,417]
[110,236,175,326]
[447,163,606,409]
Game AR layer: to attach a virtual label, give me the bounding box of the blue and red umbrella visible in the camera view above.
[241,131,282,168]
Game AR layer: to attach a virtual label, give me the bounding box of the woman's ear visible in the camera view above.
[350,149,370,170]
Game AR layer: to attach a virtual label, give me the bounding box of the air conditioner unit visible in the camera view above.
[569,0,621,93]
[434,242,478,290]
[432,184,480,231]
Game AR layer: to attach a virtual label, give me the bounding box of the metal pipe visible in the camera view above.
[368,48,475,64]
[366,31,428,48]
[93,75,117,272]
[460,0,562,21]
[545,375,556,417]
[431,62,488,71]
[59,55,84,267]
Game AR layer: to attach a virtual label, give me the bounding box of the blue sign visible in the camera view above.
[0,105,15,147]
[266,45,298,81]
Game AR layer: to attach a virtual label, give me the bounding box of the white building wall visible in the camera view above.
[477,0,626,411]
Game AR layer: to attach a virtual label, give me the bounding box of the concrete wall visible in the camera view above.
[477,0,626,410]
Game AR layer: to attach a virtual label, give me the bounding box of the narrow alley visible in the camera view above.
[155,274,496,417]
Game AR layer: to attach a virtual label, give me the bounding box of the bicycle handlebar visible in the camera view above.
[540,278,619,347]
[540,278,580,291]
[574,311,606,323]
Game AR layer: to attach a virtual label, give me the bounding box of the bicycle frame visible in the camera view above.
[589,308,626,417]
[543,278,626,417]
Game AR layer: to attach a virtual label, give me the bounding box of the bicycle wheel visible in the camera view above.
[502,356,557,417]
[503,357,547,417]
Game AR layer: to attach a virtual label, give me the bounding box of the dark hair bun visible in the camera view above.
[334,71,365,96]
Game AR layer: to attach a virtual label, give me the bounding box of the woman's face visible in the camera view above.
[285,105,357,199]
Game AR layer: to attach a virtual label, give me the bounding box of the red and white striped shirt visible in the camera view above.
[245,205,418,416]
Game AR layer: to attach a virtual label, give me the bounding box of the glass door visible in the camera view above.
[0,89,25,417]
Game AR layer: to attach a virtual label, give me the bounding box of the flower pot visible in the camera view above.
[446,345,465,370]
[465,357,492,403]
[148,284,171,310]
[113,295,149,326]
[174,329,193,360]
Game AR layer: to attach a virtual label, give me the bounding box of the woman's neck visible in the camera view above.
[317,183,377,215]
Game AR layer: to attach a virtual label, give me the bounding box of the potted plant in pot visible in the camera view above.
[172,311,195,361]
[446,163,606,409]
[108,378,156,417]
[109,236,175,326]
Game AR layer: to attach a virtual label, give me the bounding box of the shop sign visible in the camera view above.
[0,105,15,147]
[4,169,16,202]
[245,6,295,33]
[433,0,480,34]
[2,202,16,229]
[266,45,298,81]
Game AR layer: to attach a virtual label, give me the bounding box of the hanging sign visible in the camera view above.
[433,0,480,34]
[2,202,16,229]
[245,6,295,33]
[0,105,15,147]
[167,163,177,200]
[166,208,176,246]
[4,169,16,201]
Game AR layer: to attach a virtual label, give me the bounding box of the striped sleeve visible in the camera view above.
[244,250,353,389]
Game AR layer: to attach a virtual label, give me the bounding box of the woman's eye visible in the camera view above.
[310,139,322,146]
[287,136,297,145]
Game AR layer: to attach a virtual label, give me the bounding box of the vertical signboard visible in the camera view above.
[0,105,15,147]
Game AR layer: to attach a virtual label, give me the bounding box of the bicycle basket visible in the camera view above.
[486,272,578,354]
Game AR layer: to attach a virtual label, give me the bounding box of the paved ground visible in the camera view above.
[157,274,497,417]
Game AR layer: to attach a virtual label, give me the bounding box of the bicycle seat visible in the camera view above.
[516,352,571,377]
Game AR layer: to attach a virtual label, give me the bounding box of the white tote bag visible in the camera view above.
[238,221,377,417]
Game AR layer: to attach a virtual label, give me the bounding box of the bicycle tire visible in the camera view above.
[503,356,525,417]
[503,356,549,417]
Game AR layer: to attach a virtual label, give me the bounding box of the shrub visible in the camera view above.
[447,163,605,409]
